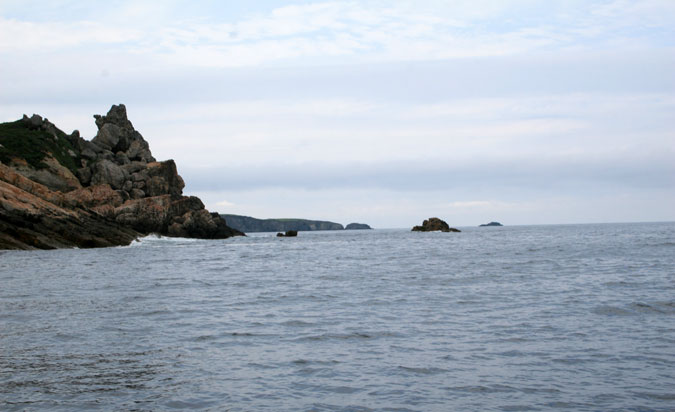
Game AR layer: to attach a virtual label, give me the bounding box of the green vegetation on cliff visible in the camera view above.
[0,119,80,173]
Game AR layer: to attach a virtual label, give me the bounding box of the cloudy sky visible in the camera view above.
[1,0,674,227]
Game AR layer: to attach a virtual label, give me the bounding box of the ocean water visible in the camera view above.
[1,222,674,411]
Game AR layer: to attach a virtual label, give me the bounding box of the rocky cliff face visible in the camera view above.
[0,104,242,250]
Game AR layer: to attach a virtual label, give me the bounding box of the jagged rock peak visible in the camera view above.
[91,104,155,162]
[21,114,59,136]
[94,104,133,130]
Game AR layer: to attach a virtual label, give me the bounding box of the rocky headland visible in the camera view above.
[221,214,345,233]
[0,104,242,250]
[412,217,461,232]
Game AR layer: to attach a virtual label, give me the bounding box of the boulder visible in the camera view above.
[412,217,460,232]
[90,159,127,190]
[144,160,185,197]
[126,138,154,162]
[129,188,145,199]
[91,123,121,151]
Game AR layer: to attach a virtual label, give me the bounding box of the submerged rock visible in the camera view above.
[277,230,298,237]
[411,217,460,232]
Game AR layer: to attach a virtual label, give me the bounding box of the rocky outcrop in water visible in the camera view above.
[345,223,372,230]
[0,104,242,250]
[411,217,460,232]
[276,230,298,237]
[479,221,503,227]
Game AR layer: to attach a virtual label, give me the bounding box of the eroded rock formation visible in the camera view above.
[0,104,242,250]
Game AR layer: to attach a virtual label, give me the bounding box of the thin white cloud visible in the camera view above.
[448,201,494,208]
[0,18,143,52]
[3,1,673,67]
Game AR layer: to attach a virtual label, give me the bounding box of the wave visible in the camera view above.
[592,301,675,316]
[126,234,202,247]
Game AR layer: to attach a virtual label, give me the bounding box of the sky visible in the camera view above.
[1,0,674,228]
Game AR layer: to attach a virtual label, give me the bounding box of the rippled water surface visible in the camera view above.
[1,223,674,411]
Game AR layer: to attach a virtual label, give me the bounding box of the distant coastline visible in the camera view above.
[221,214,372,233]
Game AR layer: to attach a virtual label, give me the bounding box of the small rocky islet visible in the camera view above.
[411,217,460,232]
[480,221,503,227]
[345,223,371,230]
[0,104,243,250]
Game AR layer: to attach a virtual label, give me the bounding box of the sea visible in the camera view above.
[1,222,673,411]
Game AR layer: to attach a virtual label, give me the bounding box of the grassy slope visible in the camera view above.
[0,120,80,173]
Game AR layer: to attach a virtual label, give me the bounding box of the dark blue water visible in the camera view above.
[1,223,674,411]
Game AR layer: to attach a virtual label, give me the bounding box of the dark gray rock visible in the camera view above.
[124,162,148,175]
[277,230,298,237]
[99,150,115,161]
[23,114,44,129]
[80,147,98,161]
[117,190,130,202]
[127,139,154,162]
[144,160,184,198]
[76,167,92,185]
[115,152,130,165]
[129,188,145,199]
[92,123,121,151]
[90,160,128,190]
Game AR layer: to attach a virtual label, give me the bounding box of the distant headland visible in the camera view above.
[221,214,372,233]
[0,104,243,250]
